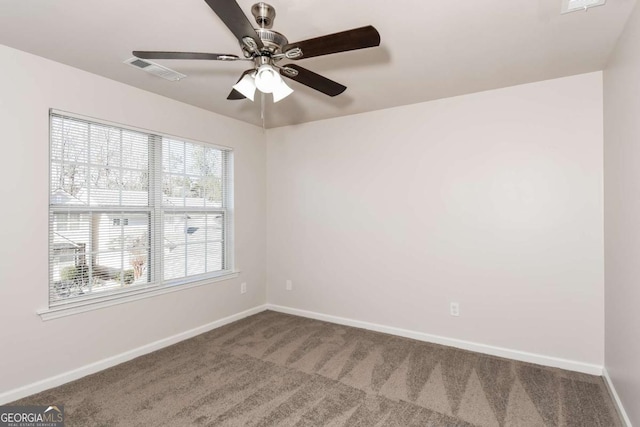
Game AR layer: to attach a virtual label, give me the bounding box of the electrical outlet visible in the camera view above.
[450,302,460,317]
[240,282,247,294]
[286,279,292,291]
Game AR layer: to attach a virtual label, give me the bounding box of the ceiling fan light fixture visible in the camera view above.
[272,79,294,103]
[254,64,281,94]
[232,73,257,101]
[133,2,381,105]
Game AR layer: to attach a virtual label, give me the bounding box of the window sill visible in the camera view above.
[37,271,240,321]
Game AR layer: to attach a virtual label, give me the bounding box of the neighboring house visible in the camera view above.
[50,188,222,300]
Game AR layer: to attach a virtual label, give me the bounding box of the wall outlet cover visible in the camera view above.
[450,302,460,316]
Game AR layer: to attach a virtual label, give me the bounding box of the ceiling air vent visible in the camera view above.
[561,0,606,14]
[124,57,186,81]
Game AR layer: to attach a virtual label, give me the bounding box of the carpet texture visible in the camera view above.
[13,311,621,426]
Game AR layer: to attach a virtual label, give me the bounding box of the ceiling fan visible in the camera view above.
[133,0,381,103]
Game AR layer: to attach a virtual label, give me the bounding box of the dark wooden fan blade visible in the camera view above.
[227,69,255,100]
[227,89,245,100]
[204,0,264,50]
[280,64,346,97]
[133,51,239,61]
[283,25,380,60]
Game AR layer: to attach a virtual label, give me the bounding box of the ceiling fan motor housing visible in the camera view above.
[255,29,288,53]
[241,3,287,57]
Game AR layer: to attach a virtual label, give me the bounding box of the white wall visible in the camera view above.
[0,40,609,400]
[0,44,266,396]
[266,72,604,366]
[604,2,640,424]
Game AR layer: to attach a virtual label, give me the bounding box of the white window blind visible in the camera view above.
[49,111,233,308]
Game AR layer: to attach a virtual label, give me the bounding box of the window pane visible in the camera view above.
[51,118,88,163]
[122,170,149,206]
[89,167,121,205]
[163,213,186,246]
[49,211,150,302]
[93,251,123,284]
[186,214,206,243]
[187,243,206,276]
[51,213,90,286]
[204,176,223,208]
[94,213,149,289]
[162,174,185,207]
[162,140,225,209]
[163,139,185,174]
[50,212,92,302]
[206,241,223,273]
[164,245,185,281]
[185,176,206,207]
[163,213,185,280]
[51,116,150,209]
[186,144,210,176]
[159,138,227,282]
[50,164,88,205]
[90,124,121,168]
[207,213,224,242]
[162,212,225,281]
[122,131,149,170]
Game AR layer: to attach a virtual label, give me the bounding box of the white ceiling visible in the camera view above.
[0,0,636,128]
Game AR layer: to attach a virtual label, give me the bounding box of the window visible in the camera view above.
[48,111,233,310]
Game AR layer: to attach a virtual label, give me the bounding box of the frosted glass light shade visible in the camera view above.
[254,65,281,94]
[272,79,294,103]
[232,65,294,103]
[232,74,256,101]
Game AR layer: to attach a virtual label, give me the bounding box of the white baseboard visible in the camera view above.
[266,304,604,376]
[2,303,607,406]
[0,304,268,405]
[603,368,633,427]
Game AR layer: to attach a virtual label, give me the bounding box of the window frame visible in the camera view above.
[41,110,237,320]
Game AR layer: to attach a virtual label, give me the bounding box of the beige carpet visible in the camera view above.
[13,311,621,426]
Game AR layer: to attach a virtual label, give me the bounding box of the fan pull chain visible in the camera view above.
[261,92,266,129]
